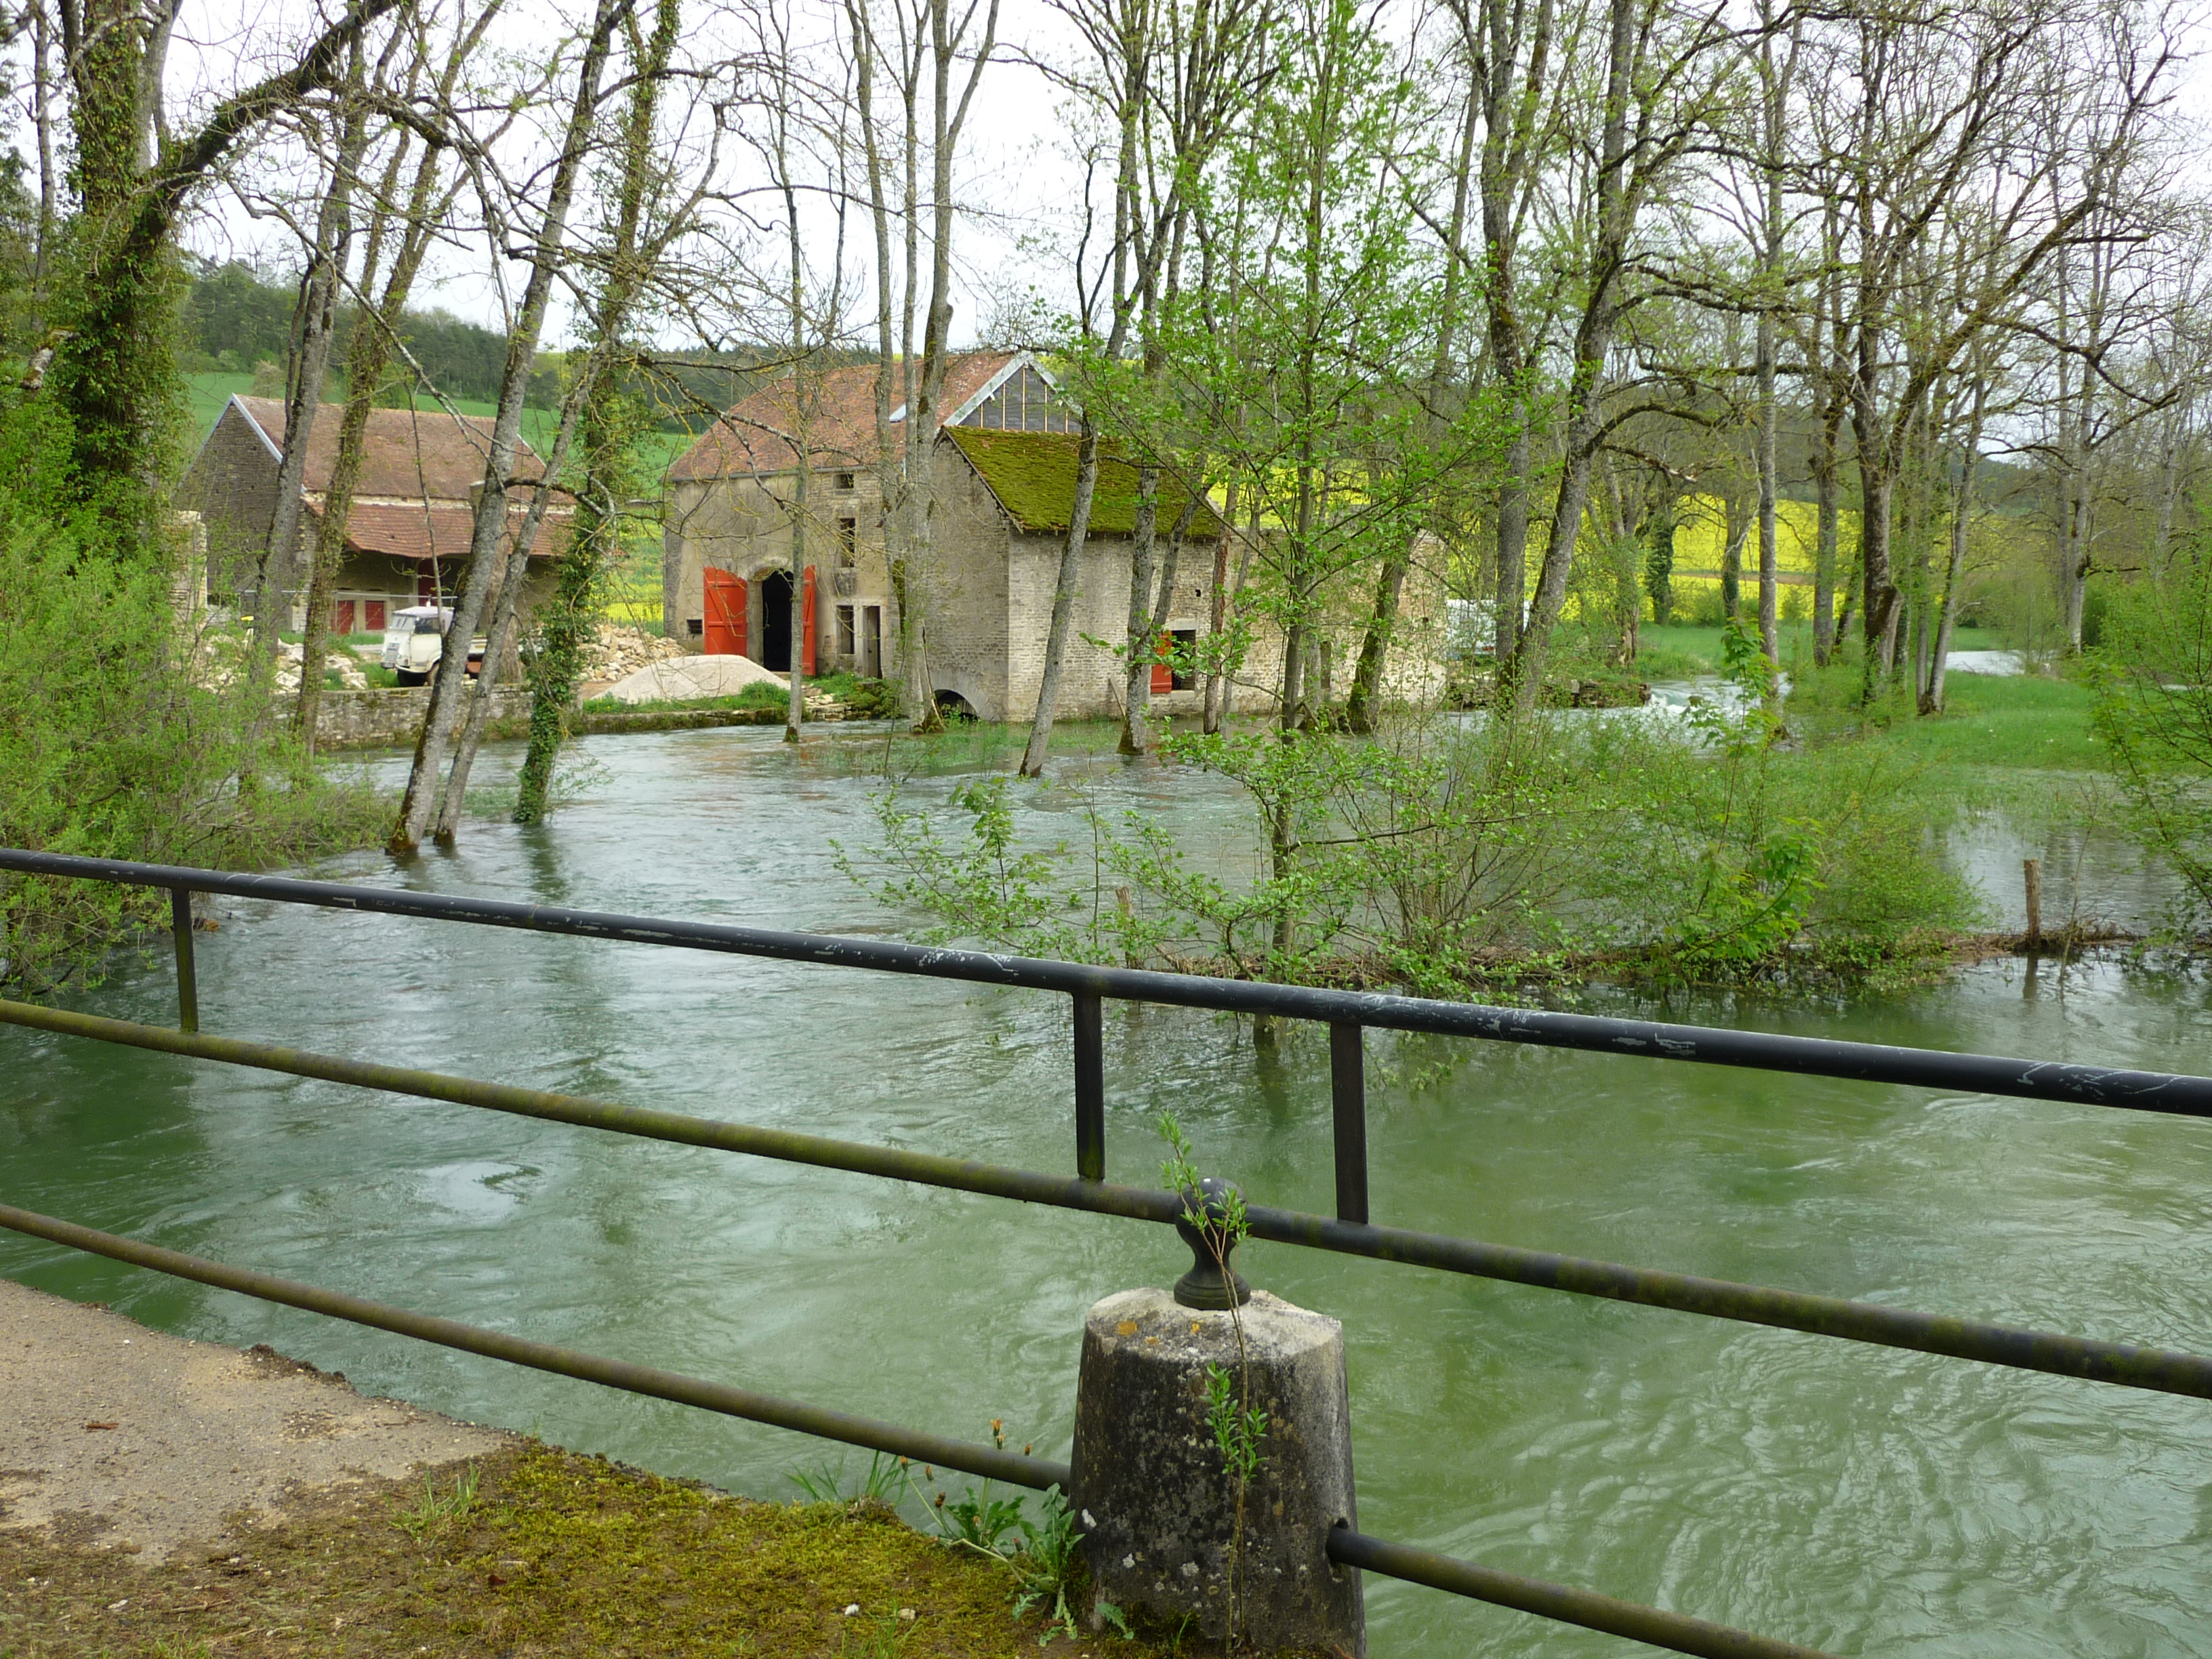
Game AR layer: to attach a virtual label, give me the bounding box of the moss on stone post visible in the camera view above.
[1069,1285,1364,1654]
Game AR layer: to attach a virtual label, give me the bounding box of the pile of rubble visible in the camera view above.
[583,623,687,682]
[197,637,371,695]
[282,640,372,695]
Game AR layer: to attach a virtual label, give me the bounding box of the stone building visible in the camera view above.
[181,396,571,634]
[663,350,1277,721]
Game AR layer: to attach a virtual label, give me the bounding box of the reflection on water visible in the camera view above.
[5,722,2212,1656]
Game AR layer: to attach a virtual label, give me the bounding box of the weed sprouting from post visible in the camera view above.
[1158,1110,1265,1649]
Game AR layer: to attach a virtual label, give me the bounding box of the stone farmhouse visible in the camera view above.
[663,350,1283,722]
[181,396,572,636]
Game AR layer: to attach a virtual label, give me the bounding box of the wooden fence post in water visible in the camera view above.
[1069,1188,1364,1654]
[2024,858,2043,949]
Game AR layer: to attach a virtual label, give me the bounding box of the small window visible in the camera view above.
[835,471,856,492]
[836,605,856,654]
[686,617,704,636]
[836,518,857,566]
[1170,628,1199,692]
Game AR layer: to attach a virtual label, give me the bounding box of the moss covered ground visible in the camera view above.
[0,1443,1191,1659]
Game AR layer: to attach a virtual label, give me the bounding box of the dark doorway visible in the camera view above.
[762,570,794,671]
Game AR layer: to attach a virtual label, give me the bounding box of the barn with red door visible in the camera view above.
[663,351,1286,722]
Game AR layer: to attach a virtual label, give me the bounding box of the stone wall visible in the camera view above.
[304,687,821,750]
[178,401,284,600]
[663,466,894,672]
[306,687,532,750]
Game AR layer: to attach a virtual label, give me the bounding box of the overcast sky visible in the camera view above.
[11,0,2210,356]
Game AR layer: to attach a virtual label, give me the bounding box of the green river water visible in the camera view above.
[5,718,2211,1656]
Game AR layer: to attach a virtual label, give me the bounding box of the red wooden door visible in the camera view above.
[365,599,387,631]
[703,568,747,656]
[802,565,819,676]
[333,599,356,636]
[1150,632,1173,695]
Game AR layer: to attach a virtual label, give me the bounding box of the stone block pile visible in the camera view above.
[582,623,687,681]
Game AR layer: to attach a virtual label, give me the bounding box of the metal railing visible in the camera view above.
[3,846,2208,1659]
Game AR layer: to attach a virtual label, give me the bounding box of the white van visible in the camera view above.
[381,606,485,686]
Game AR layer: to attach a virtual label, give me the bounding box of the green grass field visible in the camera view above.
[1843,671,2107,771]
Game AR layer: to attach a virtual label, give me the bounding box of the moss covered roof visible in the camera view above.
[946,428,1225,539]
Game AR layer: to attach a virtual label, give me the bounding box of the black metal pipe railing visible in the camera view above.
[10,998,2211,1401]
[5,845,2201,1659]
[1073,989,1105,1181]
[1330,1021,1368,1223]
[0,1200,1067,1491]
[0,1194,1837,1659]
[1326,1530,1840,1659]
[167,886,197,1035]
[5,848,2207,1118]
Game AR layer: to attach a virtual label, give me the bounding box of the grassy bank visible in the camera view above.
[0,1442,1197,1658]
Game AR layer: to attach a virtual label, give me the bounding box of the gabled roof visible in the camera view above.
[945,429,1225,540]
[228,396,554,501]
[308,496,573,565]
[668,351,1025,482]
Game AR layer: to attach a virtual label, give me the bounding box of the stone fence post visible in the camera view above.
[1069,1183,1364,1656]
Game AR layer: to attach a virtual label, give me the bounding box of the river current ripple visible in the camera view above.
[5,719,2212,1656]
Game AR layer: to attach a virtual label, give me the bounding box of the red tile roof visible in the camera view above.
[306,493,573,565]
[668,352,1017,481]
[231,396,554,501]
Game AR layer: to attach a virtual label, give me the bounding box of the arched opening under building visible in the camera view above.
[760,570,794,670]
[933,689,978,722]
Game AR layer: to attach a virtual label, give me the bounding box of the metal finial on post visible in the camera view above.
[1172,1176,1252,1309]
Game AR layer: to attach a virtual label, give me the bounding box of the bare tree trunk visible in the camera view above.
[1118,466,1162,754]
[1020,420,1103,773]
[29,0,55,312]
[390,0,625,855]
[1126,493,1197,752]
[1921,401,1980,716]
[1201,480,1243,733]
[514,0,680,817]
[1352,97,1477,733]
[787,466,809,741]
[252,81,368,680]
[1720,486,1746,621]
[434,417,584,841]
[297,22,477,755]
[1755,326,1778,664]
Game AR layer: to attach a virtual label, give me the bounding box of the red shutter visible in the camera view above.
[802,565,819,676]
[1150,632,1173,695]
[703,568,747,655]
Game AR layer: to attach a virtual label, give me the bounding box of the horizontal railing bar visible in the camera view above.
[10,998,2212,1401]
[1327,1529,1840,1659]
[1,846,2204,1116]
[0,1200,1069,1493]
[0,1000,1184,1225]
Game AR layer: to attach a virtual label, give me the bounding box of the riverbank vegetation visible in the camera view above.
[0,1441,1191,1657]
[5,0,2212,1002]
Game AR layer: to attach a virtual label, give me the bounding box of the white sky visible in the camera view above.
[147,0,1091,350]
[7,0,2210,354]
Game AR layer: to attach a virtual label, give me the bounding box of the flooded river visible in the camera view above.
[5,715,2212,1656]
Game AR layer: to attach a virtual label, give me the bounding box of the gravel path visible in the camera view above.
[0,1277,508,1565]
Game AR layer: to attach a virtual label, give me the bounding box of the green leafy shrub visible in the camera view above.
[0,406,385,989]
